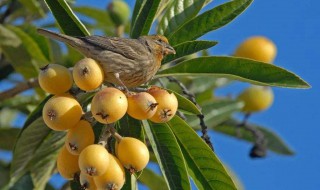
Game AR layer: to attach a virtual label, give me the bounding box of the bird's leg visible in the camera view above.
[114,73,129,93]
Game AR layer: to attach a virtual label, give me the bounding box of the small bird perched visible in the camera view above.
[37,28,176,88]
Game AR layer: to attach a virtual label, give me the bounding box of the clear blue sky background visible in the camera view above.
[1,0,319,189]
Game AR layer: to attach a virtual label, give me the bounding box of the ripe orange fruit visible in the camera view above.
[73,58,104,91]
[147,86,178,123]
[91,87,128,124]
[238,86,274,113]
[65,120,95,155]
[126,92,158,120]
[78,144,110,177]
[94,154,125,190]
[79,172,97,190]
[42,94,82,131]
[38,64,73,94]
[116,137,149,173]
[234,36,277,63]
[57,146,80,180]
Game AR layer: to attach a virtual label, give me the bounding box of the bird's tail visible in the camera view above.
[37,28,83,47]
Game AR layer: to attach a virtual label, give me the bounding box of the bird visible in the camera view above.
[37,28,176,89]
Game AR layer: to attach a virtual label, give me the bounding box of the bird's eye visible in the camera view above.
[157,39,163,43]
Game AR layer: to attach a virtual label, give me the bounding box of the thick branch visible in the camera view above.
[167,76,214,151]
[0,77,39,100]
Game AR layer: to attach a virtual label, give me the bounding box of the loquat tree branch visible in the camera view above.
[237,113,267,158]
[0,77,39,101]
[167,76,214,151]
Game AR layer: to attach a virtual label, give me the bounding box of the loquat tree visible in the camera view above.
[0,0,310,190]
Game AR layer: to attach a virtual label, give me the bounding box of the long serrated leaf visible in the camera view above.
[168,116,237,189]
[7,25,49,66]
[168,0,253,45]
[157,56,310,88]
[158,0,206,36]
[214,119,295,155]
[143,120,191,190]
[0,128,20,150]
[10,118,51,184]
[163,40,217,64]
[139,168,168,190]
[44,0,90,36]
[188,99,244,128]
[130,0,161,38]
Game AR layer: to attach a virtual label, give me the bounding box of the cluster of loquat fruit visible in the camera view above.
[38,58,178,190]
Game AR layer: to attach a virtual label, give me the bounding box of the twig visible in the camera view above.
[0,77,39,101]
[98,124,112,147]
[167,76,214,151]
[237,114,267,158]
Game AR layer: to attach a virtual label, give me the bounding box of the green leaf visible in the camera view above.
[162,40,217,64]
[117,115,144,140]
[29,131,65,190]
[130,0,161,38]
[0,25,38,79]
[44,0,90,36]
[73,6,114,35]
[167,89,201,115]
[168,0,253,45]
[143,120,190,190]
[188,99,244,128]
[158,0,206,36]
[22,25,52,62]
[157,56,310,88]
[0,161,10,188]
[6,25,49,66]
[139,168,168,190]
[122,171,138,190]
[19,0,45,17]
[214,119,295,155]
[0,128,20,150]
[168,116,237,189]
[131,0,143,30]
[73,6,111,25]
[9,118,63,186]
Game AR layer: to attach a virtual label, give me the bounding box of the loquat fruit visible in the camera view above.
[38,64,73,94]
[65,120,95,155]
[91,87,128,124]
[42,94,82,131]
[234,36,277,63]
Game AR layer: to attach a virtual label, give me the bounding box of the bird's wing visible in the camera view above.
[80,36,148,60]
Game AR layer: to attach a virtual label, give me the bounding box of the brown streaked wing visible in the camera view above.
[79,36,148,60]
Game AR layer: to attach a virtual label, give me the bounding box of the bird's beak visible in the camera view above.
[165,45,176,55]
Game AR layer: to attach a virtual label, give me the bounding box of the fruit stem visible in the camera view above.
[98,124,112,147]
[107,124,123,142]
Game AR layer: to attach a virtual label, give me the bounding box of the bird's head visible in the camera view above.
[140,35,176,57]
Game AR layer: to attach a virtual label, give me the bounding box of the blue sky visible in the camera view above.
[2,0,320,189]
